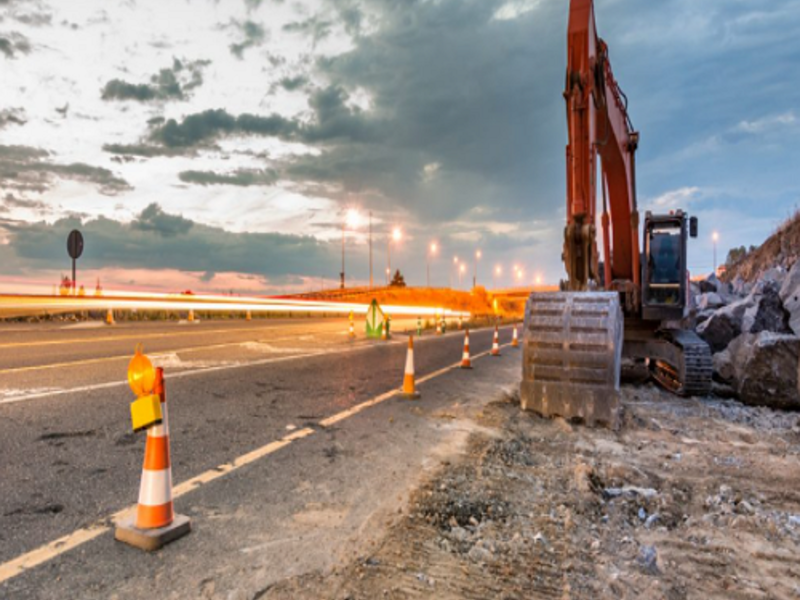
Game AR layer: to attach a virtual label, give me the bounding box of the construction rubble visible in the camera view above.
[693,261,800,409]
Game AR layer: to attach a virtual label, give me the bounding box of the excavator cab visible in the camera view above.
[642,211,690,321]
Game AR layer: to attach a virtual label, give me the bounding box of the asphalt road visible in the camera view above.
[0,316,521,599]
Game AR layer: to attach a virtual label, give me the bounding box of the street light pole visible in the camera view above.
[340,221,345,289]
[369,211,373,289]
[473,250,482,289]
[712,231,719,275]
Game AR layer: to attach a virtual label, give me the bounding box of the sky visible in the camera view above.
[1,0,799,295]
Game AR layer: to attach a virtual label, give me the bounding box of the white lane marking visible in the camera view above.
[0,340,511,585]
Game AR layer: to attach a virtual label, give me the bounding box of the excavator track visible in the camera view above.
[650,329,713,396]
[521,292,623,429]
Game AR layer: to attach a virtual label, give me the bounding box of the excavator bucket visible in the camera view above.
[521,292,623,428]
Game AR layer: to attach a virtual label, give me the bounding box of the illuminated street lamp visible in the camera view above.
[387,227,402,284]
[427,242,438,288]
[712,231,719,274]
[341,208,360,289]
[459,263,466,289]
[450,255,459,289]
[473,249,482,288]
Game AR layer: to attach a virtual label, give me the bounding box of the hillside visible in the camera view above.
[723,210,800,282]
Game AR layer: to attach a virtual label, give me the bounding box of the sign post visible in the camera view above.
[67,230,84,295]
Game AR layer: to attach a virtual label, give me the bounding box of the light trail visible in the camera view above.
[0,292,471,320]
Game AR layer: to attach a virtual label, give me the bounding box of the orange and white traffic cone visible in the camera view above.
[512,325,519,348]
[115,368,191,550]
[106,309,115,326]
[460,330,473,369]
[491,325,501,357]
[187,309,195,323]
[349,319,355,338]
[246,310,252,321]
[402,336,421,399]
[380,321,387,341]
[436,320,442,335]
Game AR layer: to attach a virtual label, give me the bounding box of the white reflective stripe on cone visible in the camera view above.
[405,350,414,375]
[137,468,173,506]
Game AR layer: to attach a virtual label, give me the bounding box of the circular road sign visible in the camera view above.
[67,229,84,260]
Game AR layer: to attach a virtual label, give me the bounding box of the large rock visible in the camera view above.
[699,274,720,294]
[698,283,790,354]
[780,261,800,335]
[697,292,725,311]
[744,282,791,335]
[725,332,800,410]
[697,295,754,353]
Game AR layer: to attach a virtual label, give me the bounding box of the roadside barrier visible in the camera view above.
[402,335,420,399]
[116,359,191,551]
[460,329,473,369]
[491,325,501,357]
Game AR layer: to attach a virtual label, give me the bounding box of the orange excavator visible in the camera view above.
[521,0,712,427]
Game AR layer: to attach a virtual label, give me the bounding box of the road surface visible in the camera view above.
[0,316,520,599]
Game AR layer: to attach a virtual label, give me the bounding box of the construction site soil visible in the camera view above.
[263,385,800,600]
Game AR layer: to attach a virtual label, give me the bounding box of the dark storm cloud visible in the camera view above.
[278,75,309,91]
[0,204,333,278]
[282,15,332,46]
[1,193,48,213]
[178,168,279,187]
[132,203,193,237]
[149,109,300,147]
[229,19,266,58]
[101,58,209,102]
[0,107,26,128]
[102,143,191,158]
[0,144,131,195]
[146,85,378,149]
[0,32,31,58]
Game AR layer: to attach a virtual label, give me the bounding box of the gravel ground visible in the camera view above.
[261,384,800,600]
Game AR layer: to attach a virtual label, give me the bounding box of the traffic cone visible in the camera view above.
[491,326,501,356]
[512,325,519,348]
[349,319,355,338]
[106,309,115,326]
[402,336,420,399]
[458,315,463,330]
[460,330,473,369]
[115,368,191,551]
[187,309,195,323]
[381,321,387,341]
[436,320,442,335]
[246,310,252,321]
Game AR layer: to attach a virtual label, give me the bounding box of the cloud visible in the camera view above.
[229,19,266,58]
[734,111,797,135]
[0,32,31,58]
[0,204,334,281]
[132,203,194,237]
[648,186,704,209]
[150,109,299,147]
[101,58,209,102]
[178,168,279,187]
[0,144,131,195]
[278,75,309,91]
[0,107,26,128]
[283,15,333,47]
[102,143,191,158]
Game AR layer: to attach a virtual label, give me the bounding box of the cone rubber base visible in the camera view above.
[403,391,421,400]
[460,365,473,370]
[491,352,501,357]
[115,513,191,551]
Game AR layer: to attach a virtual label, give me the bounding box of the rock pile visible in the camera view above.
[694,262,800,409]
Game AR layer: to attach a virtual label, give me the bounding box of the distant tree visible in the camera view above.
[726,245,748,267]
[389,269,406,287]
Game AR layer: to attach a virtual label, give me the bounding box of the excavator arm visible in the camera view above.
[563,0,640,305]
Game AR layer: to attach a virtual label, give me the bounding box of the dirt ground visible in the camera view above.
[262,384,800,600]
